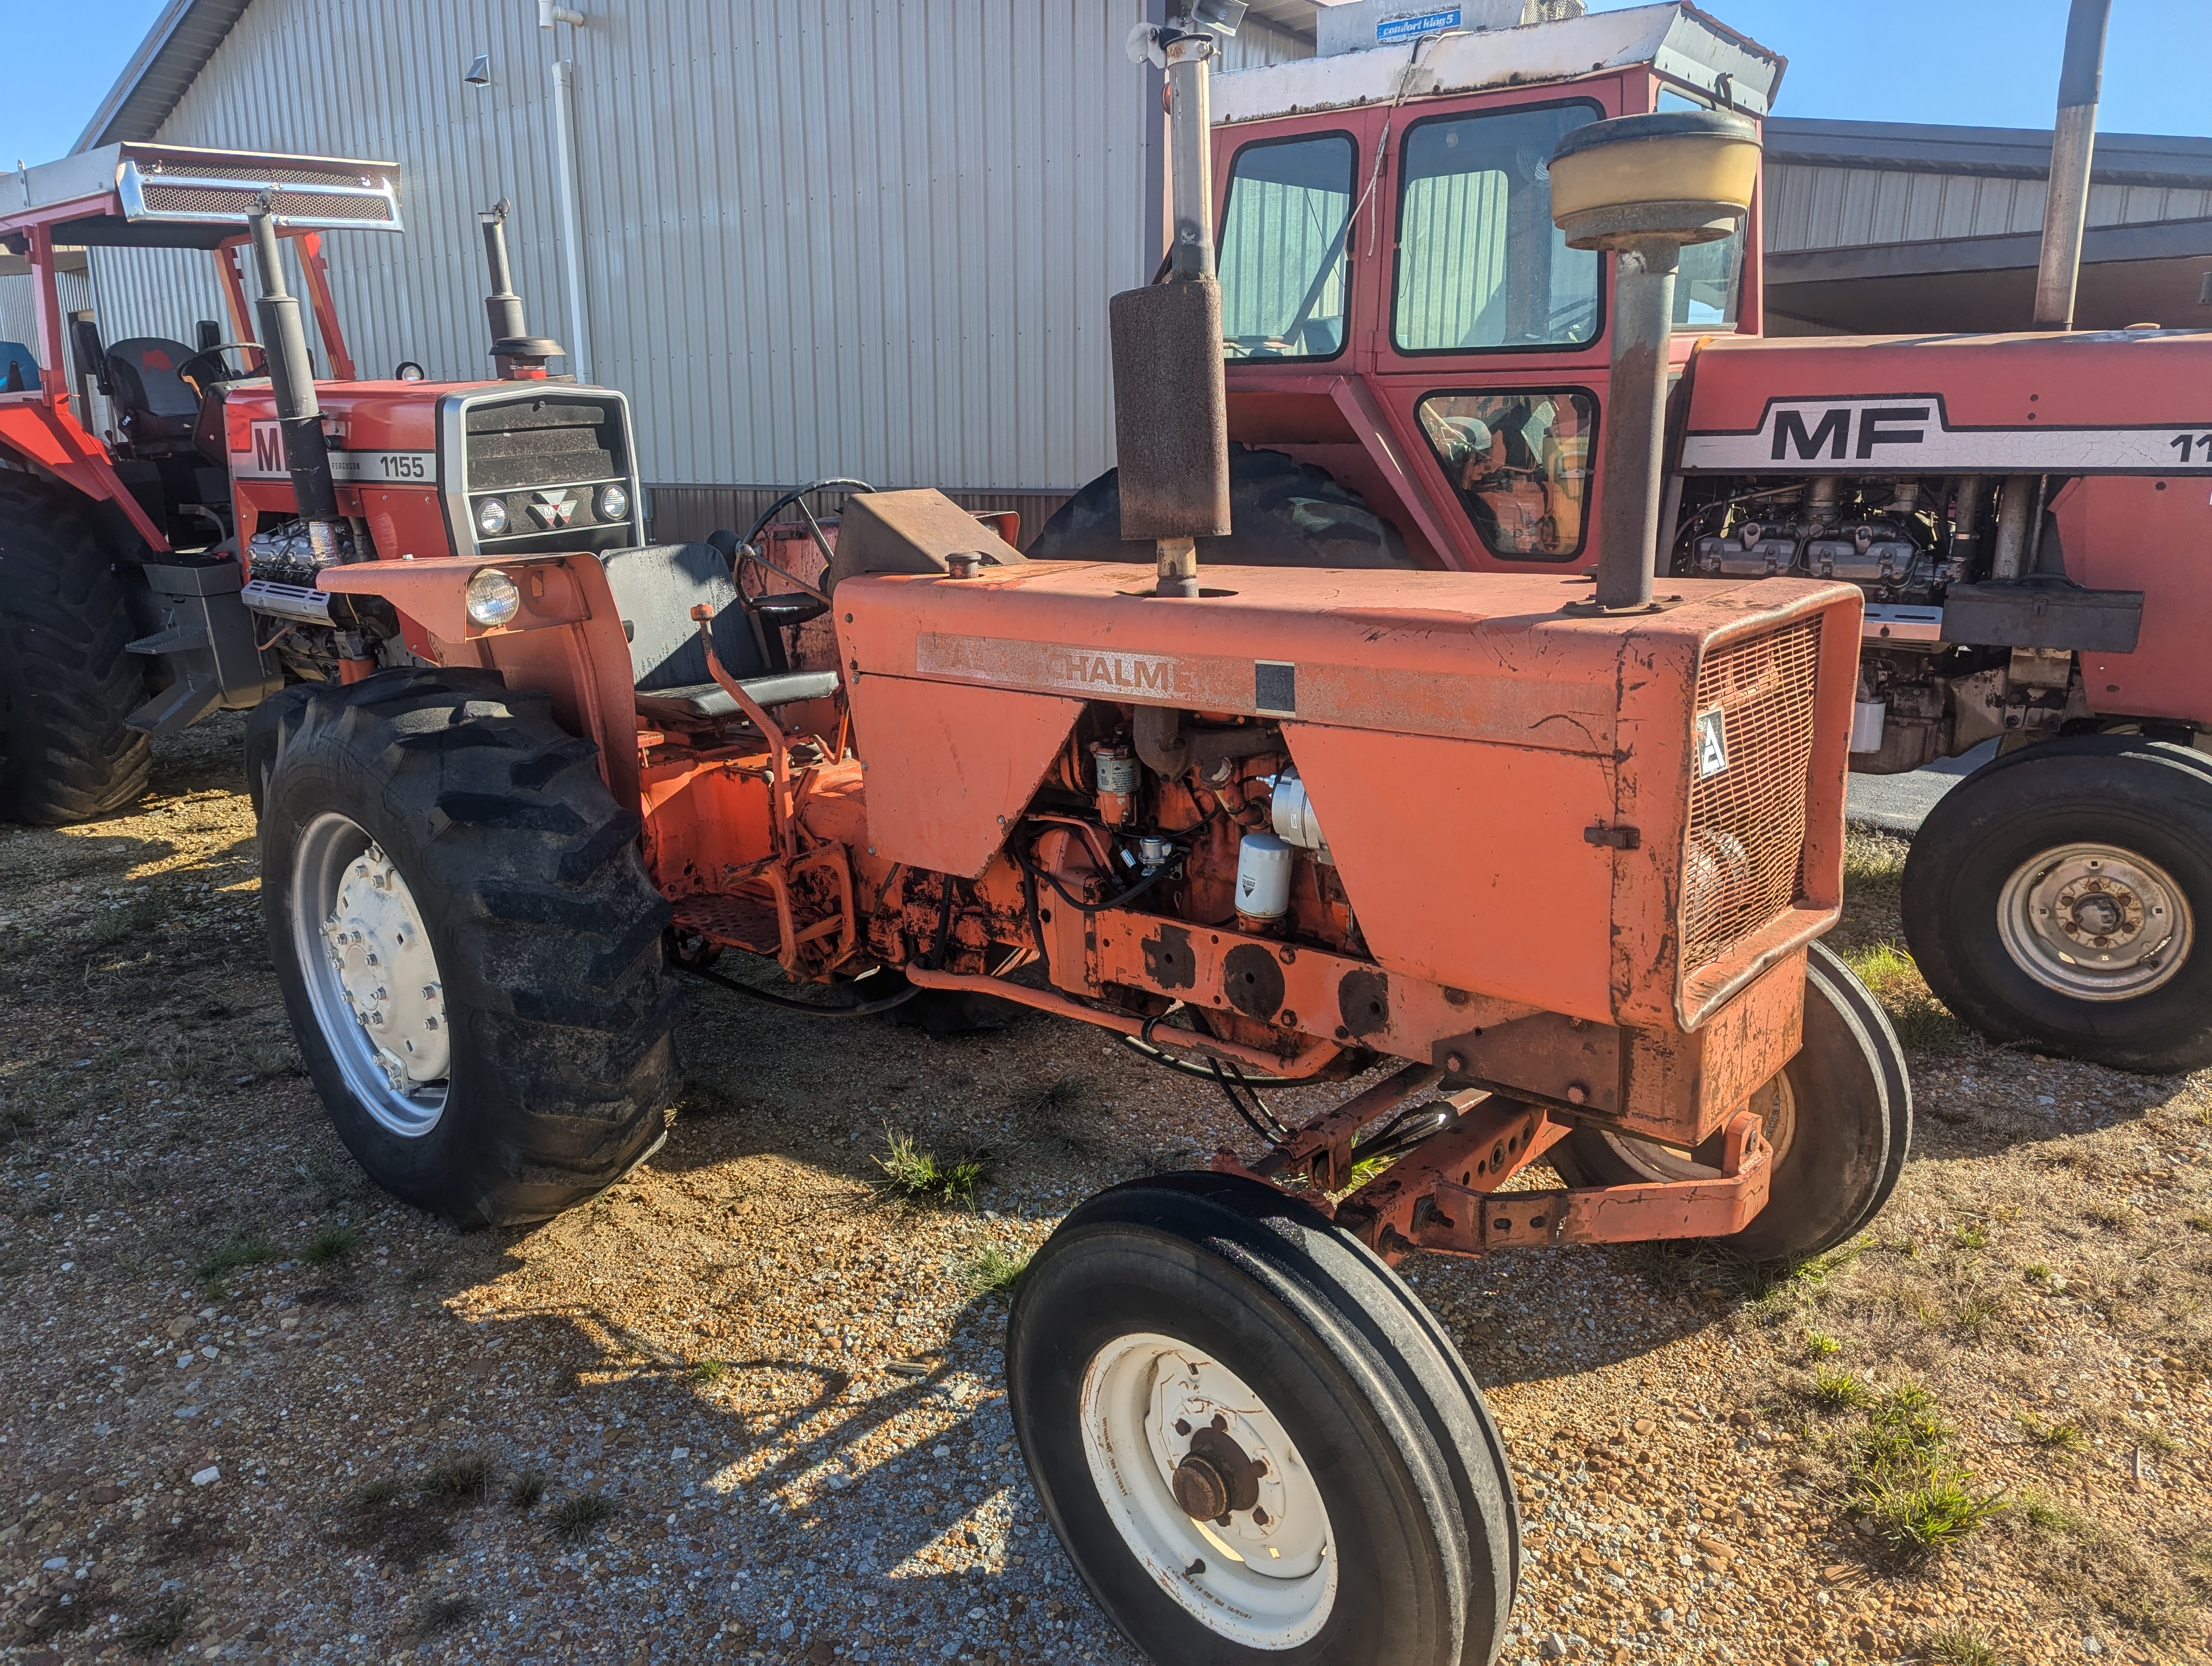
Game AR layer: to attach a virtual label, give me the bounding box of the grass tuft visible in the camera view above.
[195,1230,277,1298]
[399,1594,481,1640]
[355,1477,405,1506]
[959,1244,1031,1297]
[506,1471,547,1510]
[550,1492,615,1542]
[1802,1329,1842,1358]
[1843,1382,2003,1556]
[303,1223,361,1266]
[1836,940,1963,1049]
[1923,1629,1999,1666]
[122,1601,191,1655]
[872,1126,987,1207]
[691,1357,730,1386]
[1808,1368,1874,1411]
[419,1452,495,1503]
[2016,1413,2087,1453]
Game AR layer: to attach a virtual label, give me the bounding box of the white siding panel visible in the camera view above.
[1765,160,2207,254]
[74,0,1265,494]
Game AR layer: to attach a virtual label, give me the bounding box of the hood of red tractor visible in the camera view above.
[222,378,512,454]
[1680,329,2212,476]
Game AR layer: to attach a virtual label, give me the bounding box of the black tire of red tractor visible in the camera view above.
[1028,445,1415,568]
[259,668,679,1227]
[244,682,319,821]
[1547,949,1904,1261]
[1008,1171,1516,1666]
[1901,735,2212,1075]
[0,477,150,825]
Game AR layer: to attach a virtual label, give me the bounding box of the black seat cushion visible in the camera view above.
[106,337,203,445]
[634,671,841,723]
[599,543,837,716]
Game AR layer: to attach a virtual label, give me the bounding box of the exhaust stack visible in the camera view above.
[245,201,344,568]
[480,200,565,380]
[1109,3,1245,599]
[2033,0,2112,331]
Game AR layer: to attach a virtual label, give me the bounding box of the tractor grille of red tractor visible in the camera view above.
[1680,619,1823,974]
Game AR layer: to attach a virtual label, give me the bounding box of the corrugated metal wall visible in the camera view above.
[82,0,1310,502]
[1766,163,2212,254]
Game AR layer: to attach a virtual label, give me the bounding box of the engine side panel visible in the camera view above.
[2060,475,2212,723]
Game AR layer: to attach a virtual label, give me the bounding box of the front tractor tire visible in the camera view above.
[259,669,679,1227]
[1548,944,1911,1262]
[1902,735,2212,1074]
[0,477,150,824]
[1031,446,1414,569]
[1009,1172,1517,1666]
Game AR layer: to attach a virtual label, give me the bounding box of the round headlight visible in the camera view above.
[596,483,630,524]
[474,496,510,537]
[465,567,522,628]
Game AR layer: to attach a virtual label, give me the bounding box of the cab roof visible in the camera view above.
[1212,2,1785,126]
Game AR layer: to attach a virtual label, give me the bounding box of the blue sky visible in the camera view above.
[4,0,2208,167]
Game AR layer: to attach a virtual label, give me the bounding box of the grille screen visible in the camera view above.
[465,398,625,490]
[1680,619,1822,973]
[138,183,396,224]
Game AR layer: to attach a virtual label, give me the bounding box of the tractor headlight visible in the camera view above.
[465,567,522,628]
[596,483,630,524]
[474,496,510,537]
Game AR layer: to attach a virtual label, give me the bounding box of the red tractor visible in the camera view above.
[0,144,643,824]
[1031,0,2212,1074]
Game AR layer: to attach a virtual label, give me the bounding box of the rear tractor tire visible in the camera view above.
[1548,943,1911,1262]
[258,669,680,1227]
[1009,1171,1517,1666]
[1031,445,1414,569]
[0,477,150,824]
[1901,735,2212,1074]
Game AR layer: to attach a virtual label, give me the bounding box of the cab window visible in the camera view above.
[1393,104,1602,354]
[1656,87,1746,328]
[1416,390,1597,561]
[1218,133,1356,361]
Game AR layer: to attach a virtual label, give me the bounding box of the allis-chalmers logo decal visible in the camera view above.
[915,635,1205,701]
[1679,394,2212,474]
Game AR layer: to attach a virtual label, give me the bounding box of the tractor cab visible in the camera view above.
[1033,2,1781,575]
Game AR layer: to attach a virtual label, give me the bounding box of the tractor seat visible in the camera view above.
[599,542,839,723]
[105,337,204,446]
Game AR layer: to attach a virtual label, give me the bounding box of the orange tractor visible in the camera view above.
[248,12,1906,1661]
[0,145,642,824]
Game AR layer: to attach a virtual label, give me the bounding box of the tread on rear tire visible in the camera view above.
[0,477,150,825]
[259,668,679,1227]
[1009,1171,1516,1666]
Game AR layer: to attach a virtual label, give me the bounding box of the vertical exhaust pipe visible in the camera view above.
[1548,113,1761,610]
[2033,0,2112,331]
[480,200,564,380]
[245,200,343,567]
[1110,4,1243,600]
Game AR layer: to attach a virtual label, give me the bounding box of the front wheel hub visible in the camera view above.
[1999,843,2192,1001]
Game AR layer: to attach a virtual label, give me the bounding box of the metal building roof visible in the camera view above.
[74,0,257,152]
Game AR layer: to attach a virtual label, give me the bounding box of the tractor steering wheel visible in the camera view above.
[175,342,262,395]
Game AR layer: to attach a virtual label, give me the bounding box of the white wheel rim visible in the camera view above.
[292,812,451,1137]
[1596,1069,1795,1183]
[1078,1332,1336,1649]
[1996,841,2192,1002]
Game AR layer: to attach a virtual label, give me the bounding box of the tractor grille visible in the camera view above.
[454,391,640,556]
[1680,619,1823,973]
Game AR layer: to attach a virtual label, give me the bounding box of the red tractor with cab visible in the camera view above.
[1030,0,2212,1074]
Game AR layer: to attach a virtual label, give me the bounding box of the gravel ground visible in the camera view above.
[3,717,2210,1666]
